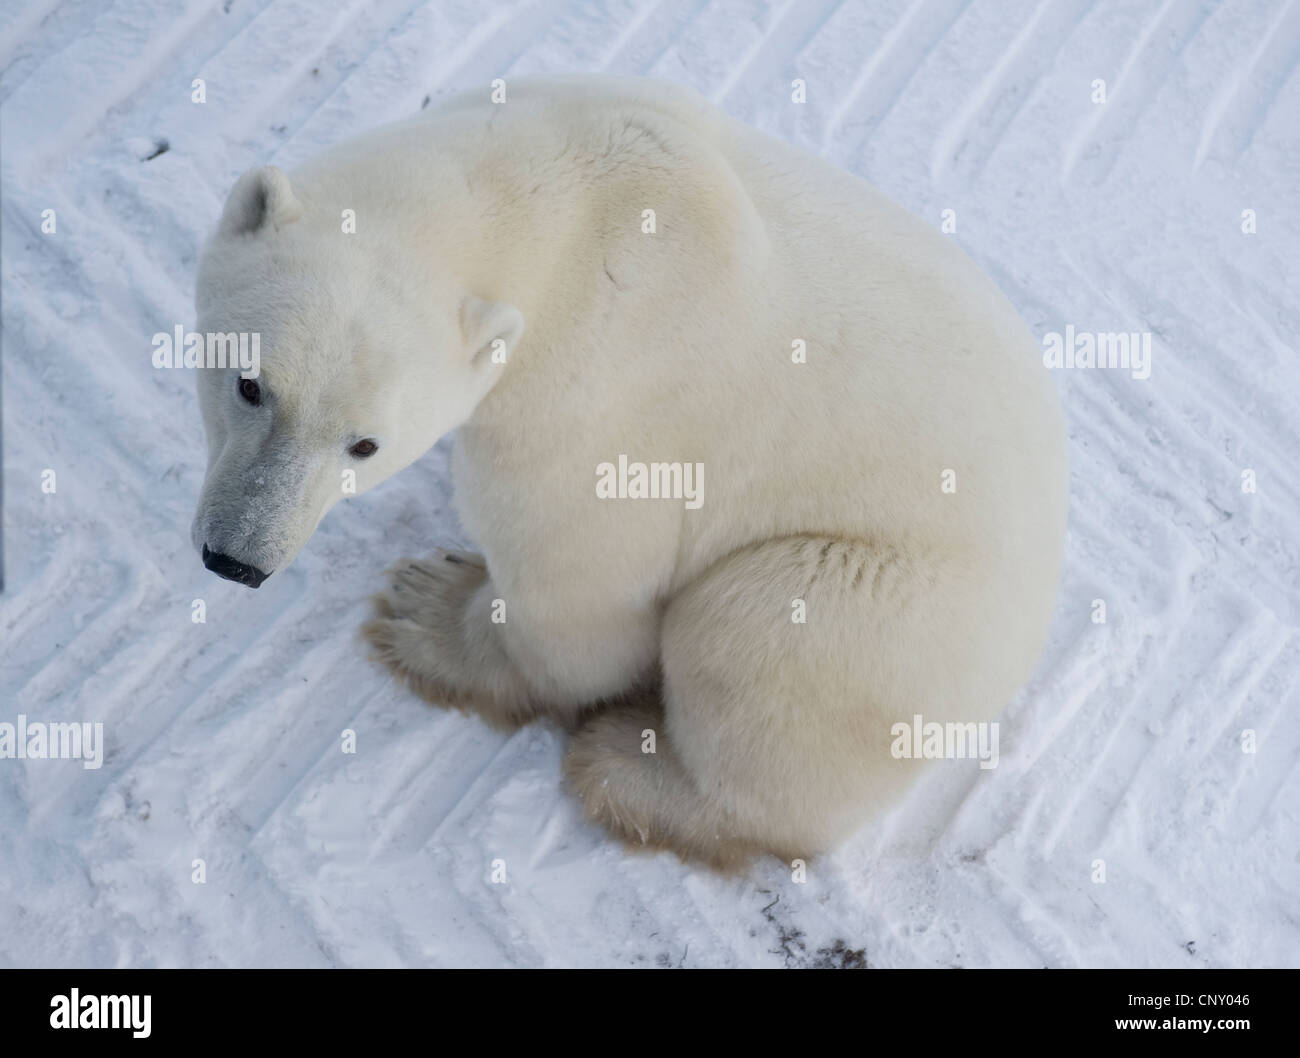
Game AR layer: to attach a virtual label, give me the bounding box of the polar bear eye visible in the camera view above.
[349,439,379,458]
[237,377,262,406]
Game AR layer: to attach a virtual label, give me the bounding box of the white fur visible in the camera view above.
[192,75,1067,866]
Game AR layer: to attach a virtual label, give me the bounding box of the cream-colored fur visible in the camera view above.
[193,75,1068,868]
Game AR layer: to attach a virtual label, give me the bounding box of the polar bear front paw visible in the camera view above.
[361,549,536,729]
[374,549,487,625]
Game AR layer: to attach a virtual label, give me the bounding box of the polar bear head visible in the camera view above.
[190,165,523,587]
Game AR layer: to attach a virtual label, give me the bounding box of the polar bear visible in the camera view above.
[191,75,1067,868]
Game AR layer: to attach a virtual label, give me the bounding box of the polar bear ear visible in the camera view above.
[461,295,525,372]
[218,166,302,236]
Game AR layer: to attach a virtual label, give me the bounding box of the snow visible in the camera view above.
[1,0,1297,968]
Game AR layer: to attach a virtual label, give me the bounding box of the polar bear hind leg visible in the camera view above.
[565,535,939,868]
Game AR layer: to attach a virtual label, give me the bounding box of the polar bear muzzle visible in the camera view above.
[201,544,270,589]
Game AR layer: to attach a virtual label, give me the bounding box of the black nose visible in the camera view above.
[202,544,270,588]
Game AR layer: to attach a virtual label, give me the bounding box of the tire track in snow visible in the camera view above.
[1194,0,1300,169]
[930,0,1094,185]
[819,0,974,158]
[1061,0,1216,184]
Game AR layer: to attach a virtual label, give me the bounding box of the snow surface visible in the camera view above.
[1,0,1298,968]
